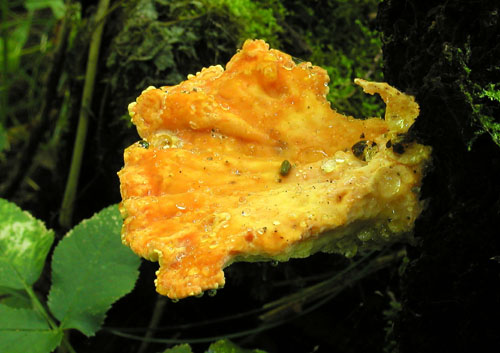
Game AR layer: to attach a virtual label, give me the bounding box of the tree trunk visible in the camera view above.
[378,0,500,351]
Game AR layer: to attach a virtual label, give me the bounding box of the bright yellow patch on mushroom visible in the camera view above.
[118,39,431,299]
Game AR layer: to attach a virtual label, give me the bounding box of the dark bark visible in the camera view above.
[378,1,500,351]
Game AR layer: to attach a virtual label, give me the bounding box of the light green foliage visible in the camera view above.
[0,305,63,353]
[162,340,267,353]
[48,205,141,336]
[213,0,283,46]
[480,83,500,102]
[0,17,31,72]
[1,0,64,138]
[0,198,54,290]
[163,343,193,353]
[0,0,64,72]
[207,339,267,353]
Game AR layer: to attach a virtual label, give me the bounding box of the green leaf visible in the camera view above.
[24,0,66,19]
[0,18,32,72]
[207,340,268,353]
[162,344,193,353]
[47,205,140,336]
[0,287,31,309]
[154,47,175,71]
[0,198,54,290]
[0,304,62,353]
[161,341,268,353]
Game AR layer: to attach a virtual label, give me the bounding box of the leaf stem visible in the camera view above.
[137,295,168,353]
[59,0,110,228]
[24,284,77,353]
[25,285,57,328]
[60,331,76,353]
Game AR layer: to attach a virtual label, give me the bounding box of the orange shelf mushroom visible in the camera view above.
[118,40,431,299]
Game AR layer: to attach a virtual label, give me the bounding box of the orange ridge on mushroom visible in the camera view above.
[118,39,431,299]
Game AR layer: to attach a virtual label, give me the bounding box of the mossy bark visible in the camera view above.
[378,0,500,351]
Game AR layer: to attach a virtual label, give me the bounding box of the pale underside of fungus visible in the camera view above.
[118,39,431,299]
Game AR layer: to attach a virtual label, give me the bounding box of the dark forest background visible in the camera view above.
[1,0,499,352]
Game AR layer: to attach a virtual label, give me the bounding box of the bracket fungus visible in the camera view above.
[118,39,431,299]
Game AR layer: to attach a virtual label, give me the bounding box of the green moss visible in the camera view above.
[105,0,384,125]
[467,81,500,149]
[440,42,500,149]
[104,0,287,131]
[480,83,500,102]
[476,114,500,147]
[279,0,384,118]
[215,0,284,46]
[476,84,500,147]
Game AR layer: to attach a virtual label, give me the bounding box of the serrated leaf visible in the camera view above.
[206,340,268,353]
[47,205,140,336]
[0,304,62,353]
[162,343,193,353]
[0,198,54,290]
